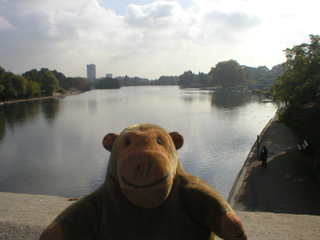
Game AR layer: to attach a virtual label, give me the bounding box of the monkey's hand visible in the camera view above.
[220,212,247,240]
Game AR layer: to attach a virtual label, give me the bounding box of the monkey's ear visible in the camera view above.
[169,132,184,150]
[103,133,119,152]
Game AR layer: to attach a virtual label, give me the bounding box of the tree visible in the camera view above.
[178,71,199,87]
[123,75,130,86]
[209,60,247,87]
[11,75,28,98]
[96,78,120,89]
[60,77,87,91]
[153,76,178,85]
[131,77,141,86]
[23,69,39,82]
[272,35,320,105]
[0,84,4,95]
[1,73,17,100]
[52,70,67,82]
[0,73,28,100]
[70,77,86,90]
[198,72,209,87]
[26,81,41,98]
[269,64,283,80]
[272,35,320,179]
[40,69,60,96]
[0,66,7,95]
[57,88,66,96]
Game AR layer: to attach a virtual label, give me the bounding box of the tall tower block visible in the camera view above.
[87,64,96,80]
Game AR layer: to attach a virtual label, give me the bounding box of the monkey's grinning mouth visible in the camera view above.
[121,173,170,188]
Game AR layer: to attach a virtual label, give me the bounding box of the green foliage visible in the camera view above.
[0,67,63,101]
[60,77,87,91]
[244,64,283,84]
[57,88,66,95]
[96,78,120,89]
[151,76,178,85]
[39,70,60,96]
[274,34,320,180]
[198,72,209,87]
[51,70,67,82]
[1,73,18,100]
[273,35,320,104]
[209,60,247,87]
[26,81,41,98]
[0,66,7,94]
[178,71,208,88]
[11,75,28,97]
[122,75,131,86]
[0,72,28,100]
[178,71,198,87]
[116,76,151,86]
[23,69,38,82]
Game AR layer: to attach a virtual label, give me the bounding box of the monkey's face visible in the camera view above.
[103,124,183,208]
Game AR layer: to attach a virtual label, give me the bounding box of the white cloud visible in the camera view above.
[0,0,319,78]
[0,15,11,30]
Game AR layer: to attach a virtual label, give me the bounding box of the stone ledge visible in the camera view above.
[1,192,319,239]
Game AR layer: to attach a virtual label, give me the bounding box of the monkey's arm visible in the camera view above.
[39,192,102,240]
[184,175,247,240]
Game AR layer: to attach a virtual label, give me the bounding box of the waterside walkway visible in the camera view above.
[229,107,320,215]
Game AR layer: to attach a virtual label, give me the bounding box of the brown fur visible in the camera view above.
[40,124,247,240]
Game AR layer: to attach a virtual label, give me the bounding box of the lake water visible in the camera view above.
[0,86,278,199]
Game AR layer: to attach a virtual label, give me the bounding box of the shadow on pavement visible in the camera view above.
[233,119,320,215]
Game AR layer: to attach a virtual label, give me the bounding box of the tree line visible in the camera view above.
[177,61,282,89]
[115,75,179,86]
[0,68,86,101]
[0,61,282,101]
[272,34,320,180]
[113,63,282,89]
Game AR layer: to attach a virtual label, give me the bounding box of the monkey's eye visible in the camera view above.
[157,138,163,145]
[125,139,131,147]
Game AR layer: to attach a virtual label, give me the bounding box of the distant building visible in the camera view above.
[87,64,96,80]
[106,73,113,78]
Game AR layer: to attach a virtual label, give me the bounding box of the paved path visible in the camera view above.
[231,108,320,215]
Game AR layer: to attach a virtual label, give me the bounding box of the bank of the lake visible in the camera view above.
[0,90,84,105]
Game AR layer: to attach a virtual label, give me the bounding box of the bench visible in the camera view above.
[298,140,308,151]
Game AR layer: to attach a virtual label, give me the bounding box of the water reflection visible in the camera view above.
[41,98,60,122]
[0,114,5,141]
[2,101,41,125]
[181,90,213,105]
[88,100,98,115]
[211,91,259,109]
[0,98,61,142]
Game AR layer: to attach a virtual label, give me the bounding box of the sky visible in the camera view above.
[0,0,319,79]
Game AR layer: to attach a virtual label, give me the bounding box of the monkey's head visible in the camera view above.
[103,124,183,208]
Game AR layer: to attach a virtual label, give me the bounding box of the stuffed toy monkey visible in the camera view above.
[40,124,247,240]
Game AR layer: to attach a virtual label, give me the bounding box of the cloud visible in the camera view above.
[0,0,127,74]
[206,11,261,31]
[200,10,261,45]
[125,1,182,28]
[0,0,318,78]
[125,1,199,40]
[0,15,11,30]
